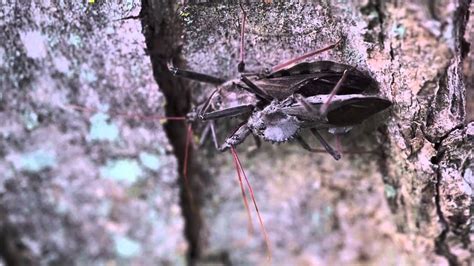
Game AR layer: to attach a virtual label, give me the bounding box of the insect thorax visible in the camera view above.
[248,101,300,143]
[213,79,258,110]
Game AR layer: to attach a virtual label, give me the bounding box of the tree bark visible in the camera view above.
[0,0,471,265]
[143,0,472,265]
[0,1,186,265]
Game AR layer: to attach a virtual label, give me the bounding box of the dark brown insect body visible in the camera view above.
[170,56,391,160]
[167,3,392,259]
[250,60,378,100]
[247,94,391,142]
[184,60,375,118]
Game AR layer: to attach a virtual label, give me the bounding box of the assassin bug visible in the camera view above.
[169,7,390,160]
[71,3,391,260]
[242,94,391,158]
[168,3,391,260]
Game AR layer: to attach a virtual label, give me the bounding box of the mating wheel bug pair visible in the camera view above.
[168,3,392,259]
[169,14,391,160]
[175,63,389,160]
[70,2,391,260]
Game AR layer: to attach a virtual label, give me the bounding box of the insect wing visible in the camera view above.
[251,73,329,100]
[281,94,391,127]
[253,61,377,100]
[324,96,391,126]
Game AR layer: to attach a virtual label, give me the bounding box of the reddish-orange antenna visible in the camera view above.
[182,123,199,215]
[183,123,193,178]
[66,104,187,121]
[230,146,255,235]
[271,39,341,72]
[230,146,272,260]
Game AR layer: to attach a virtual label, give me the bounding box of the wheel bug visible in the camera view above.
[168,10,390,160]
[70,3,391,261]
[167,3,392,260]
[241,94,391,158]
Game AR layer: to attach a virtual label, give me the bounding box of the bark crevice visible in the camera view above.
[432,153,459,266]
[428,123,472,266]
[140,1,208,264]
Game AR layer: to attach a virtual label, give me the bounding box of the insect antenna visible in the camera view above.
[230,145,255,235]
[66,103,199,212]
[182,123,200,216]
[238,1,247,73]
[230,146,272,260]
[66,104,187,121]
[271,39,342,72]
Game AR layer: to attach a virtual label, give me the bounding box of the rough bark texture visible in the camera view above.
[465,4,474,122]
[142,0,472,265]
[0,1,186,265]
[0,0,472,265]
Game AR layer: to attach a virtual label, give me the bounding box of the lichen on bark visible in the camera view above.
[0,0,471,265]
[143,0,472,265]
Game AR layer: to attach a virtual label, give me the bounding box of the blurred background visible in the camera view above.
[0,1,471,265]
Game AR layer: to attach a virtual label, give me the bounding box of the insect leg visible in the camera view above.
[271,39,342,72]
[218,123,252,151]
[198,121,225,152]
[320,69,351,114]
[310,129,341,160]
[240,75,274,102]
[201,104,253,120]
[238,2,247,73]
[197,88,219,116]
[207,120,251,152]
[198,122,212,147]
[209,121,219,150]
[293,94,320,116]
[168,64,226,85]
[295,132,341,160]
[295,134,326,152]
[199,119,247,152]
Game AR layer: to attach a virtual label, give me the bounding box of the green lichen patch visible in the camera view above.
[100,159,143,184]
[113,235,142,258]
[9,149,57,172]
[139,152,161,171]
[87,112,120,142]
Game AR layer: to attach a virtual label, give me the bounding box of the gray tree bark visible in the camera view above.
[0,0,471,265]
[0,1,186,265]
[144,0,472,265]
